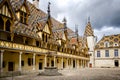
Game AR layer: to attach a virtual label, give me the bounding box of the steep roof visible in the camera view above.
[84,22,94,37]
[0,0,86,47]
[10,0,47,39]
[95,34,120,49]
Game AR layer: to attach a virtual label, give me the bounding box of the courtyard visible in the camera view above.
[1,68,120,80]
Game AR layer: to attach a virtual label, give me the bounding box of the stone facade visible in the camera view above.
[95,34,120,67]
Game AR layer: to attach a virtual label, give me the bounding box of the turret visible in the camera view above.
[84,17,95,68]
[84,17,94,51]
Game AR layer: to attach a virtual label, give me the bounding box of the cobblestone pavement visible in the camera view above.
[1,68,120,80]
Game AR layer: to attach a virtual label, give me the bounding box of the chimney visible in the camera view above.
[33,0,39,9]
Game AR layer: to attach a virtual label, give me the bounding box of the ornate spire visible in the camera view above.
[47,2,51,18]
[84,17,94,36]
[62,17,67,30]
[75,25,79,42]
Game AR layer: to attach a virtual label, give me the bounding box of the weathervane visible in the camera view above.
[88,16,90,23]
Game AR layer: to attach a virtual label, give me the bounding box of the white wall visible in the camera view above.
[87,36,95,67]
[95,60,114,67]
[95,48,120,67]
[87,36,95,51]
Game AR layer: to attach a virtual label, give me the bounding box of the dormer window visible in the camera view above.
[19,6,28,24]
[114,43,118,46]
[104,41,109,48]
[20,11,27,24]
[0,4,12,32]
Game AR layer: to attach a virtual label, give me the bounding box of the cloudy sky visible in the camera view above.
[29,0,120,41]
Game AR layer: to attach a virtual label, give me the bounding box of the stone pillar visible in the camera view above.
[83,60,85,68]
[79,59,81,68]
[81,60,83,68]
[49,58,51,67]
[79,60,81,68]
[84,60,86,67]
[77,59,79,69]
[19,52,22,71]
[76,59,77,69]
[0,50,4,72]
[33,53,36,70]
[83,60,84,67]
[54,56,56,67]
[61,57,63,69]
[44,55,47,67]
[66,58,68,69]
[71,58,73,69]
[86,60,88,67]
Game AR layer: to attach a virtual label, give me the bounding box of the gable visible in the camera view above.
[0,0,16,20]
[0,3,11,18]
[20,6,26,13]
[43,24,50,34]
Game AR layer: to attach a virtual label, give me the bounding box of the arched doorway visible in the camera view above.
[114,60,119,67]
[6,20,11,31]
[0,17,4,30]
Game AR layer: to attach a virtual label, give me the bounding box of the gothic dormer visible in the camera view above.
[38,2,52,42]
[84,17,94,37]
[16,0,29,24]
[0,0,16,32]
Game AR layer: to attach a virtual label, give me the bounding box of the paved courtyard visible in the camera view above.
[1,68,120,80]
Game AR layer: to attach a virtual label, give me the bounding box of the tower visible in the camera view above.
[33,0,39,9]
[84,17,95,68]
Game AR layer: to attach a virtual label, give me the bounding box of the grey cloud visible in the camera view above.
[29,0,120,36]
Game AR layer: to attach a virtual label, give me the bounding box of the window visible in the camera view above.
[28,58,33,66]
[6,20,11,31]
[104,41,109,47]
[114,43,118,46]
[20,11,27,24]
[57,46,60,51]
[0,17,4,30]
[36,41,39,47]
[25,40,28,45]
[105,50,109,57]
[46,35,47,42]
[97,51,100,57]
[7,35,11,41]
[114,49,118,57]
[3,61,6,68]
[21,60,24,66]
[42,33,44,41]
